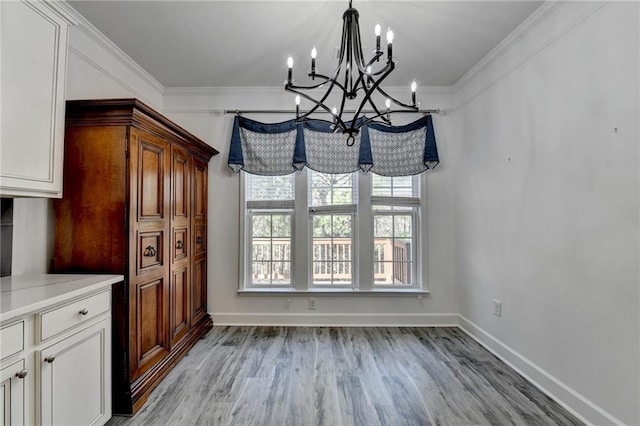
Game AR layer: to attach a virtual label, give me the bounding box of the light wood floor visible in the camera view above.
[107,327,582,426]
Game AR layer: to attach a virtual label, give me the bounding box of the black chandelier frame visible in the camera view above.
[284,0,419,145]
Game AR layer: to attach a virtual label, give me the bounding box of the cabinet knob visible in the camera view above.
[79,308,89,316]
[44,356,56,363]
[176,240,184,250]
[15,369,28,379]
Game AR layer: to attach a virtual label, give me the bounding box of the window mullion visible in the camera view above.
[418,173,427,290]
[239,173,248,290]
[293,171,308,290]
[358,172,373,291]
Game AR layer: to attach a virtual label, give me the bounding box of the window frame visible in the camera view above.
[239,171,429,294]
[246,209,295,287]
[307,170,358,288]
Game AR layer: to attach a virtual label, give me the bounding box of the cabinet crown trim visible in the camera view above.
[65,99,219,161]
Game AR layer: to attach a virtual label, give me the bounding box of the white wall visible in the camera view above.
[11,6,164,275]
[11,1,638,423]
[452,2,639,424]
[164,86,460,325]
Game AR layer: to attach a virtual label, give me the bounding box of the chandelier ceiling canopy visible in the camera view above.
[284,0,419,145]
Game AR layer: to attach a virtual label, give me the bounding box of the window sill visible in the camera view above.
[237,288,430,296]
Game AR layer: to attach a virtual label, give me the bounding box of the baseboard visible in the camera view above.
[211,312,458,327]
[457,315,623,426]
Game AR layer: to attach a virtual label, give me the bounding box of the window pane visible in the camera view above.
[272,240,290,260]
[250,212,292,285]
[394,239,412,261]
[247,175,294,200]
[374,262,393,283]
[252,262,271,284]
[333,215,352,237]
[310,172,354,206]
[394,215,412,238]
[333,188,352,204]
[252,215,271,237]
[252,240,271,260]
[393,261,412,284]
[271,261,291,283]
[373,212,415,286]
[372,175,391,196]
[313,215,332,237]
[312,213,353,285]
[372,174,414,197]
[272,215,291,237]
[374,216,393,237]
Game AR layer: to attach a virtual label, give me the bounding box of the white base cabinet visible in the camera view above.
[0,275,118,426]
[39,318,111,426]
[0,358,27,425]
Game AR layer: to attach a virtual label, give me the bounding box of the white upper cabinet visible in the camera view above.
[0,0,75,198]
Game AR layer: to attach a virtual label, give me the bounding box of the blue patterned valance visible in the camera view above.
[228,115,439,176]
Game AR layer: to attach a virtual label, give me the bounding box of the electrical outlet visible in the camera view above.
[493,300,502,317]
[308,297,317,310]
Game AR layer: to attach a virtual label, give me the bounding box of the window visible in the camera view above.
[245,175,294,287]
[371,176,419,287]
[309,171,356,286]
[241,171,425,292]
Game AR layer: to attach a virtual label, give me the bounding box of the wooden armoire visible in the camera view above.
[53,99,219,415]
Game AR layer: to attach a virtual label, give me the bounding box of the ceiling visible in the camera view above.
[68,0,543,88]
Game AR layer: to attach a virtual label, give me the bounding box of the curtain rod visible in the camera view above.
[223,108,440,115]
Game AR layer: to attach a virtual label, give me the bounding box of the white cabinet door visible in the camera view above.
[0,359,26,425]
[0,0,73,198]
[39,319,111,426]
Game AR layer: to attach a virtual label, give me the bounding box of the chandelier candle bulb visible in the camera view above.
[295,95,301,117]
[287,56,294,83]
[411,80,417,105]
[375,24,381,52]
[311,47,317,74]
[386,28,394,61]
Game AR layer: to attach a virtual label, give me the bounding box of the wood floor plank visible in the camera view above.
[107,327,584,426]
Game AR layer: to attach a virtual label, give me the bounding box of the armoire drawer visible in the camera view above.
[38,290,111,342]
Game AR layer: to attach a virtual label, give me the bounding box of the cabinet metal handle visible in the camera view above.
[44,356,56,363]
[176,240,183,250]
[143,245,157,257]
[79,308,89,316]
[196,236,203,244]
[15,369,28,379]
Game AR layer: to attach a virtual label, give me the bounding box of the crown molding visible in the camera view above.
[41,1,79,25]
[164,85,452,97]
[453,0,562,92]
[56,0,165,95]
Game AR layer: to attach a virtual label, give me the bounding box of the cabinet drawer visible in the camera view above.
[0,321,24,360]
[38,290,111,342]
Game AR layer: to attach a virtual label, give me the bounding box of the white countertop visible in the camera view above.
[1,274,123,323]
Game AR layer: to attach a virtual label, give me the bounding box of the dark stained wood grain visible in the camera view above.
[55,99,217,415]
[54,126,127,274]
[107,327,584,426]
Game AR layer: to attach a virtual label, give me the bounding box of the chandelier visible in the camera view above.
[284,0,418,145]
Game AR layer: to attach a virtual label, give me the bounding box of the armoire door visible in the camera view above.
[128,128,171,380]
[170,144,191,347]
[191,158,208,324]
